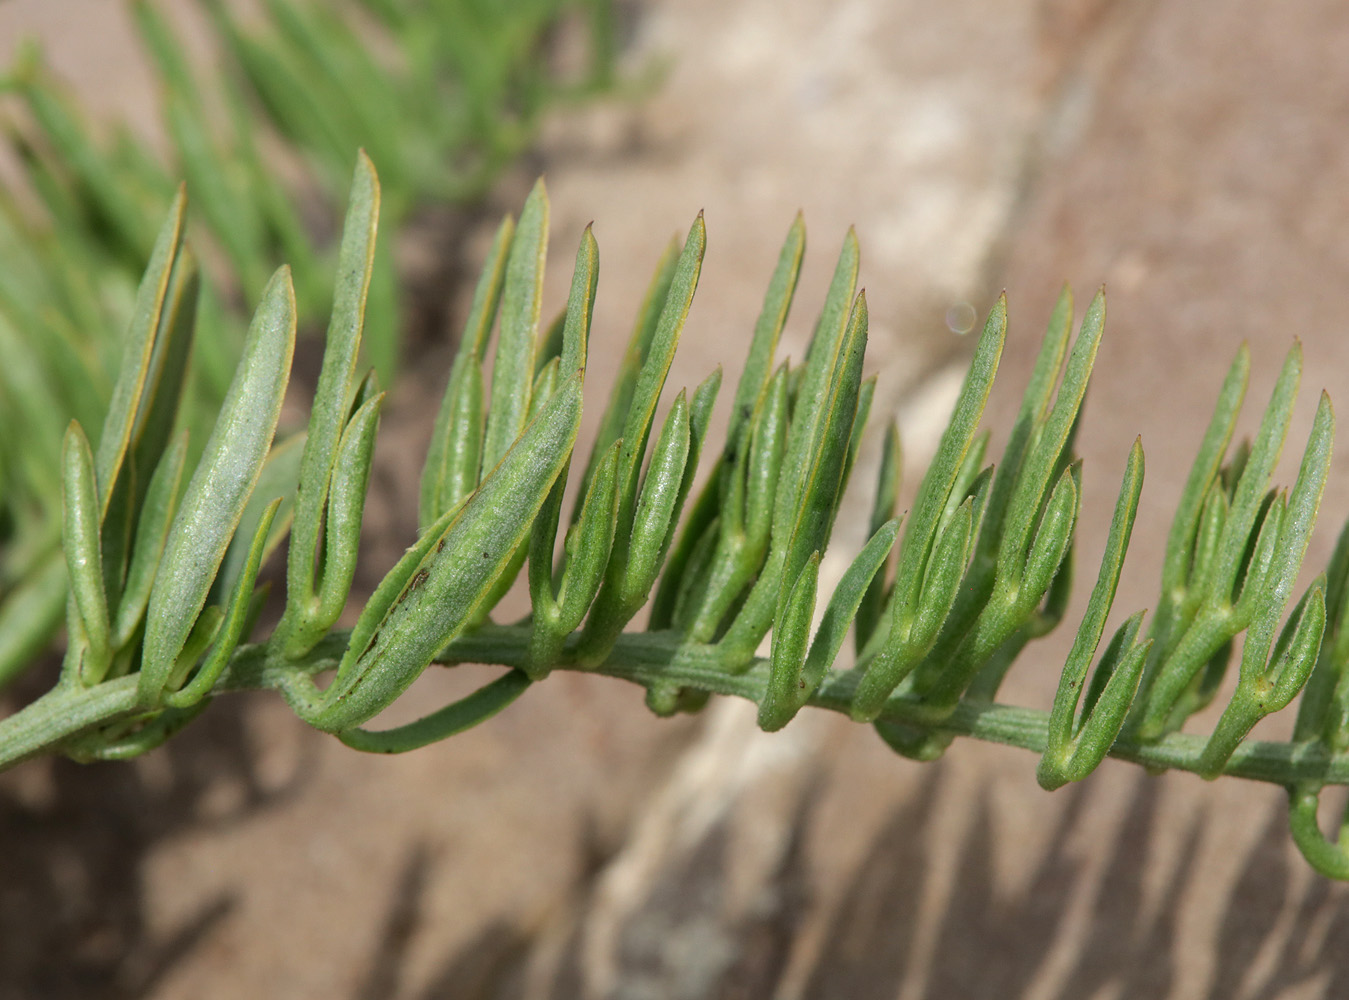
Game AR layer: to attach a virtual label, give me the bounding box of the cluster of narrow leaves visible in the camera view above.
[0,0,617,690]
[7,156,1349,880]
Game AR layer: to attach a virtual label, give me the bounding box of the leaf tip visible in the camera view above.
[989,292,1008,325]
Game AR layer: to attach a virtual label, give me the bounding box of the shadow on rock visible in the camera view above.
[0,688,312,1000]
[372,759,1349,1000]
[353,843,533,1000]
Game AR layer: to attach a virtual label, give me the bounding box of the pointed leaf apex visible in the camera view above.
[687,214,708,247]
[259,266,297,317]
[519,180,549,224]
[354,149,379,190]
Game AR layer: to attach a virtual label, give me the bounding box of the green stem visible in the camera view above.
[1,623,1345,788]
[0,632,347,771]
[442,625,1349,787]
[0,675,142,769]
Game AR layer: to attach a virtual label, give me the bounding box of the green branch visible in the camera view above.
[6,154,1349,880]
[7,626,1347,788]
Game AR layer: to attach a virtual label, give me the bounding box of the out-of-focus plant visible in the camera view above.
[0,0,618,686]
[4,156,1349,881]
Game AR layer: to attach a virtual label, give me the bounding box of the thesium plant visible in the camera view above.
[7,154,1349,881]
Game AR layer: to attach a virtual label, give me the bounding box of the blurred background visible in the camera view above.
[2,0,1349,997]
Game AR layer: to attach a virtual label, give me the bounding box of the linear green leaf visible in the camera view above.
[999,290,1104,579]
[1241,392,1334,682]
[727,212,804,448]
[975,286,1073,566]
[624,392,691,597]
[315,391,385,625]
[94,189,186,517]
[560,224,598,378]
[113,431,188,647]
[140,268,296,706]
[1208,343,1301,607]
[127,248,198,507]
[482,179,548,474]
[557,442,622,629]
[760,551,820,732]
[1162,347,1250,597]
[856,422,901,655]
[62,422,111,684]
[802,518,901,691]
[165,498,282,709]
[576,236,678,514]
[282,152,380,651]
[337,670,531,753]
[1040,439,1145,787]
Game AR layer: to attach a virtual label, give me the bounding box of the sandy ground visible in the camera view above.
[3,0,1349,997]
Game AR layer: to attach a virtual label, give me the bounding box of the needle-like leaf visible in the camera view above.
[280,152,380,655]
[61,422,111,685]
[419,214,512,530]
[482,179,548,475]
[140,268,296,707]
[94,190,186,517]
[1040,439,1146,789]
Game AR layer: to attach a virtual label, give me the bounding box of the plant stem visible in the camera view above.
[443,625,1349,787]
[0,623,1344,787]
[0,633,346,771]
[0,675,142,769]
